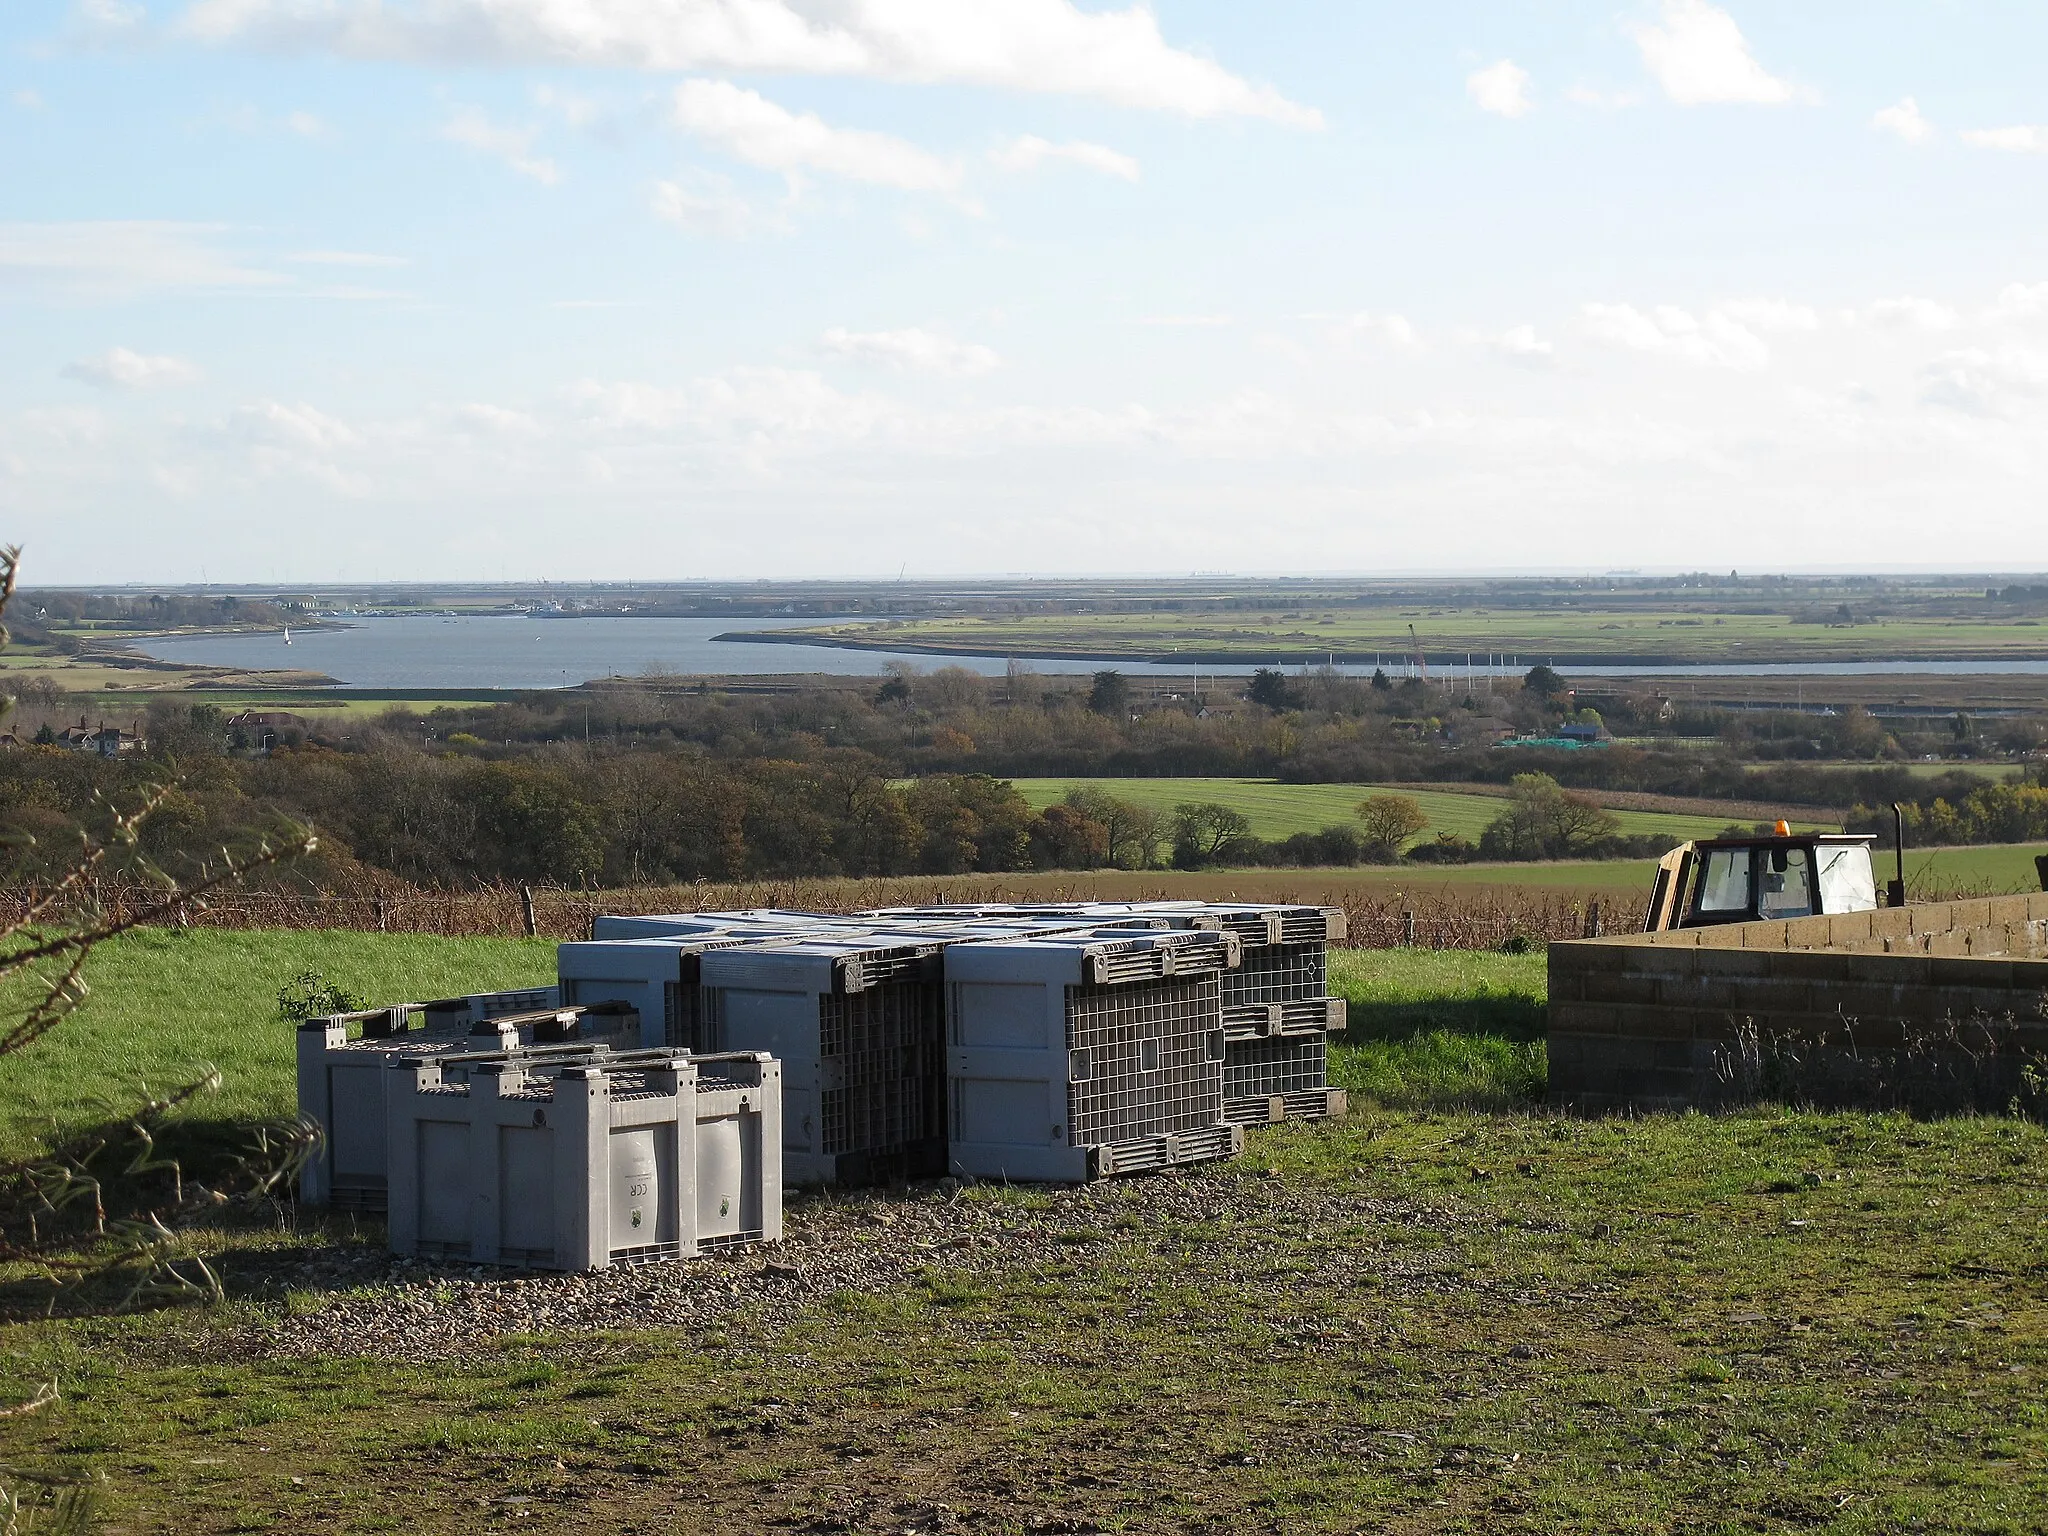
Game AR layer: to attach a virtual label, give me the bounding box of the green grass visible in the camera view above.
[1758,760,2027,782]
[1327,948,1548,1113]
[2,1116,2043,1532]
[776,600,2048,663]
[0,929,552,1160]
[1903,843,2048,896]
[0,934,1544,1161]
[1013,775,1834,846]
[2,932,2046,1531]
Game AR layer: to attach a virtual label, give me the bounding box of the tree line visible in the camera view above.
[1848,778,2048,849]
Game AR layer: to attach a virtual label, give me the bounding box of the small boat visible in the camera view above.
[283,627,293,645]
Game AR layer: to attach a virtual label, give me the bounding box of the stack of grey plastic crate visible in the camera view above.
[294,901,1348,1271]
[296,986,782,1273]
[861,900,1350,1126]
[582,899,1347,1180]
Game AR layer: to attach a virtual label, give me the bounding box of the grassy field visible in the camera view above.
[1,932,2045,1531]
[773,602,2048,664]
[1012,776,1834,846]
[0,929,554,1160]
[0,934,1527,1160]
[1762,760,2029,782]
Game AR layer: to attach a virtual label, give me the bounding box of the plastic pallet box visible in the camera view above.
[1176,905,1348,1043]
[415,986,562,1029]
[1221,1034,1348,1124]
[944,927,1246,1182]
[386,1050,782,1271]
[908,902,1344,1035]
[590,910,846,941]
[698,933,952,1186]
[297,1002,639,1210]
[1223,1088,1349,1125]
[949,903,1348,1043]
[558,934,854,1050]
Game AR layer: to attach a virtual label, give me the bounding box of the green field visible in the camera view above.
[1748,760,2026,782]
[2,930,2045,1532]
[0,934,1538,1158]
[1013,775,1833,847]
[772,601,2048,664]
[0,929,554,1160]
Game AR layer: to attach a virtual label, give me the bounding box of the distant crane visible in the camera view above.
[1407,623,1428,684]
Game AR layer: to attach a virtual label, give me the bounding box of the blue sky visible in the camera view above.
[5,1,2048,583]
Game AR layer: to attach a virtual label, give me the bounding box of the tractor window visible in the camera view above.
[1696,849,1753,915]
[1816,844,1877,914]
[1757,846,1815,920]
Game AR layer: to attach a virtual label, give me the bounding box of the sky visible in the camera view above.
[4,0,2048,584]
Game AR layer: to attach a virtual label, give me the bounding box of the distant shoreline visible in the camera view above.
[714,629,2048,670]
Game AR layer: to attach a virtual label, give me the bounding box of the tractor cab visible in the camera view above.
[1645,828,1881,932]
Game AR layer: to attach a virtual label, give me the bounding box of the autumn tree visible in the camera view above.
[1354,793,1428,862]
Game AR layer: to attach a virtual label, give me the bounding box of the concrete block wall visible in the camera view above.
[1549,892,2048,1115]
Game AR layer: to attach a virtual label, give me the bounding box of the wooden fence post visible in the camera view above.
[1584,900,1603,939]
[520,885,538,938]
[1401,910,1416,947]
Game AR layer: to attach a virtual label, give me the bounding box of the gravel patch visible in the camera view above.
[206,1171,1482,1364]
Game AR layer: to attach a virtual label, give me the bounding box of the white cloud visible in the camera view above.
[1871,97,1931,143]
[287,249,408,268]
[64,348,203,390]
[73,0,145,32]
[1961,125,2048,155]
[534,84,604,129]
[1323,312,1421,350]
[1990,282,2048,321]
[0,221,288,298]
[453,403,541,436]
[12,89,44,110]
[1719,299,1819,332]
[989,135,1139,181]
[1857,296,1957,332]
[226,399,357,453]
[671,79,957,192]
[1626,0,1807,107]
[1581,302,1771,368]
[1493,325,1554,366]
[650,171,784,237]
[1918,346,2048,417]
[174,0,1321,126]
[214,101,334,138]
[203,399,367,491]
[442,107,559,183]
[1466,59,1531,119]
[820,326,999,377]
[1564,84,1640,110]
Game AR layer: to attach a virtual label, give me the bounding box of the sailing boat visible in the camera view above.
[283,626,292,645]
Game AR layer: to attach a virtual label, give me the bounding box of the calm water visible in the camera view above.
[129,615,2048,691]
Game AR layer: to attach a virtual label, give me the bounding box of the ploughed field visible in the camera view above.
[769,602,2048,664]
[0,930,2042,1533]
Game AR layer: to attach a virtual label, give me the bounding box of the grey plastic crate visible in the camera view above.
[699,933,950,1186]
[557,934,821,1050]
[414,986,561,1028]
[1224,995,1348,1042]
[386,1050,782,1271]
[1224,1032,1328,1100]
[296,1003,640,1210]
[1222,1088,1349,1126]
[943,927,1241,1182]
[590,910,845,940]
